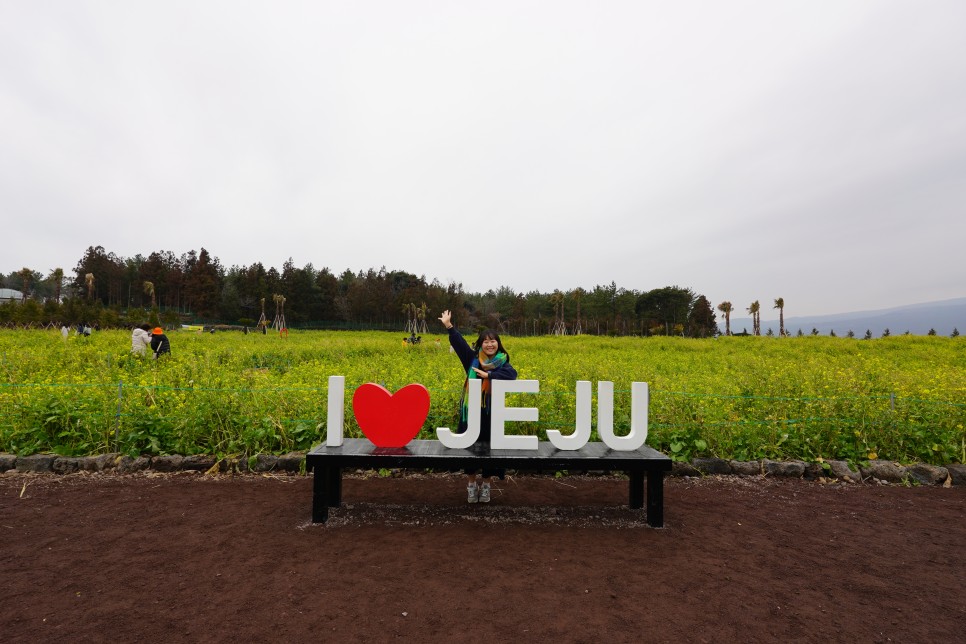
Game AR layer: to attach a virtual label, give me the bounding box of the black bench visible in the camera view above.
[306,438,673,527]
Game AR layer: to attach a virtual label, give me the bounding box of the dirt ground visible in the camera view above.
[1,470,963,643]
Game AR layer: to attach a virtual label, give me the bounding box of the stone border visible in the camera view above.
[0,452,966,485]
[678,457,964,486]
[1,453,964,486]
[0,453,305,476]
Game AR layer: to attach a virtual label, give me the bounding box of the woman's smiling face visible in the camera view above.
[481,337,499,357]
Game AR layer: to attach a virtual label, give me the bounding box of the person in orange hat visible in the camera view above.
[150,327,171,359]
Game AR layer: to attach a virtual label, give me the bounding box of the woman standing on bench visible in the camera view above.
[439,310,518,504]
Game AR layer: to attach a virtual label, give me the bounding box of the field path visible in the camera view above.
[1,472,963,642]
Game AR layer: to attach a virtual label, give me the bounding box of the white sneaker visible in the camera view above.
[479,483,491,503]
[467,483,478,504]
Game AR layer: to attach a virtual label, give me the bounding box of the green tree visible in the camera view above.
[637,286,694,335]
[688,295,717,337]
[183,248,223,319]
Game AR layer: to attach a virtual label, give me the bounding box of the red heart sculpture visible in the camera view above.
[352,383,431,448]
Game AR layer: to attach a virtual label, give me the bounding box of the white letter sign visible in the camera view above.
[597,381,648,451]
[490,379,540,450]
[436,378,482,448]
[546,380,593,450]
[326,375,345,446]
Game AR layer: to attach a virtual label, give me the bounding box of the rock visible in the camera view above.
[277,452,305,473]
[75,456,99,471]
[151,455,184,472]
[182,455,216,472]
[860,460,906,483]
[252,454,278,472]
[947,464,966,486]
[92,453,119,471]
[672,461,700,477]
[729,460,761,476]
[16,454,55,473]
[803,462,825,480]
[827,460,861,482]
[72,454,113,472]
[691,457,731,475]
[763,460,806,478]
[52,457,81,474]
[905,464,948,486]
[0,454,16,472]
[115,456,151,474]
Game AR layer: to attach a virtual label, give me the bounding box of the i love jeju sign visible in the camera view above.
[326,376,649,451]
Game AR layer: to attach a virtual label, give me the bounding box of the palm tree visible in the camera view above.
[717,301,733,336]
[50,268,64,302]
[570,287,585,335]
[773,297,785,337]
[143,281,156,309]
[748,301,760,336]
[418,302,429,333]
[18,267,32,301]
[550,290,566,335]
[400,303,412,332]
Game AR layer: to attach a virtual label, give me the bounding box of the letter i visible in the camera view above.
[326,375,345,446]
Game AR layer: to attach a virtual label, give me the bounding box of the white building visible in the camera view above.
[0,288,25,303]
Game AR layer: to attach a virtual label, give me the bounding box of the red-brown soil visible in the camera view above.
[1,471,963,642]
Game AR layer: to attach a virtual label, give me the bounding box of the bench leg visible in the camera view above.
[628,471,644,509]
[646,470,665,528]
[312,465,329,523]
[327,465,342,507]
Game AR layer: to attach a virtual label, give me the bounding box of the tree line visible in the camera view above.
[2,245,721,336]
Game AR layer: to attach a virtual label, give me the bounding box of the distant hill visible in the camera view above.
[722,297,965,337]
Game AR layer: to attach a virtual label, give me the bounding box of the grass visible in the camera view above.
[0,329,963,466]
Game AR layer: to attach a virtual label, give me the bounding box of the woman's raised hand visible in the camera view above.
[439,310,452,329]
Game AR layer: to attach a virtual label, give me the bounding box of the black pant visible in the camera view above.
[461,413,505,479]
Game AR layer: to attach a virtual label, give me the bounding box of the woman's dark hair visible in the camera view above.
[473,329,509,359]
[138,324,151,331]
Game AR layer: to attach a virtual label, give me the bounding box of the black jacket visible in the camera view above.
[150,333,171,357]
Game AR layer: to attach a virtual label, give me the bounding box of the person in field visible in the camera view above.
[150,327,171,359]
[131,324,152,356]
[438,310,517,504]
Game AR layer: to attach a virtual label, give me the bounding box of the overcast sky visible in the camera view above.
[2,1,964,319]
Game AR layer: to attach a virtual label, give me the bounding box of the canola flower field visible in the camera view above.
[1,329,963,466]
